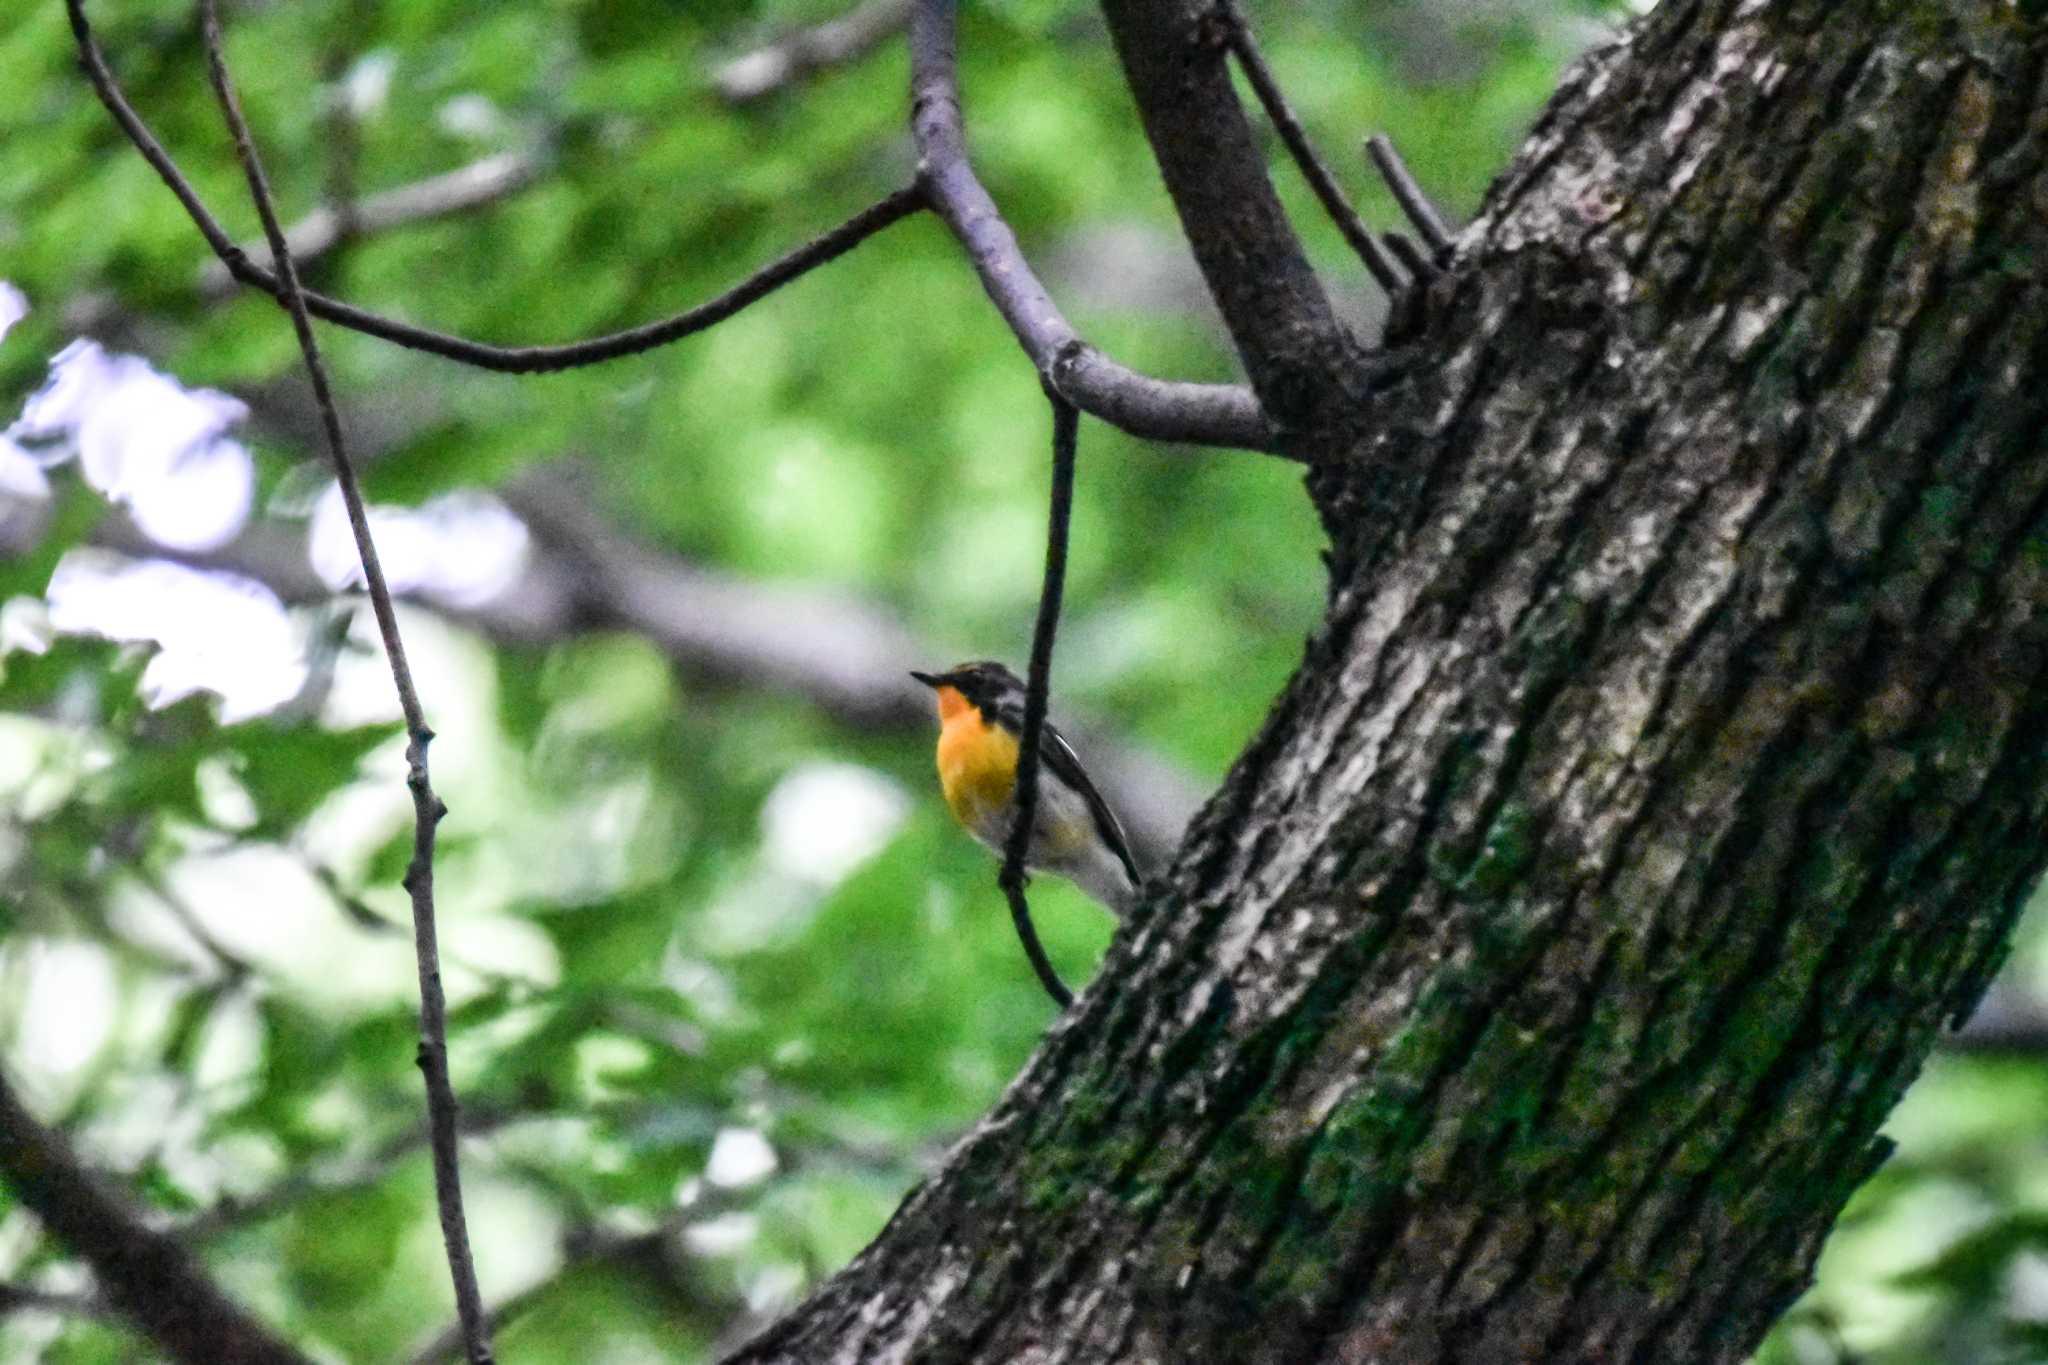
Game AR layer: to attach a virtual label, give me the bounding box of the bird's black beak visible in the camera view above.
[909,669,943,688]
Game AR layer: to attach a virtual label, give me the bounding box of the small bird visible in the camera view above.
[911,661,1142,916]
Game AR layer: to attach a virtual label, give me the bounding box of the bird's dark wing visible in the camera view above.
[1039,721,1142,885]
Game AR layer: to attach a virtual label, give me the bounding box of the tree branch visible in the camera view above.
[230,0,919,277]
[64,0,922,377]
[1218,1,1404,294]
[1095,0,1360,437]
[712,0,912,105]
[1364,133,1455,258]
[195,3,490,1359]
[906,0,1282,454]
[67,0,1269,453]
[0,1069,314,1365]
[998,396,1083,1009]
[196,150,544,298]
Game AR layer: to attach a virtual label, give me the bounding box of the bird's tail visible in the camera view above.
[1063,841,1143,918]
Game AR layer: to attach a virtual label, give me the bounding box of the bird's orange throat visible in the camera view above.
[932,692,1018,831]
[933,684,973,723]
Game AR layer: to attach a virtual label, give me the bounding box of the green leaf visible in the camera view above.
[1893,1210,2048,1297]
[281,1181,414,1309]
[220,718,403,836]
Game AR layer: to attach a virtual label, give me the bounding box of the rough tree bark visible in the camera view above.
[725,0,2048,1360]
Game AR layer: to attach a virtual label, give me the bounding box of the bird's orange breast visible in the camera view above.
[932,687,1018,833]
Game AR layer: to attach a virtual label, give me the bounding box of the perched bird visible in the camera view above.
[911,661,1142,916]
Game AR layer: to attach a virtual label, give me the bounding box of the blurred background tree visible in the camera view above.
[2,0,2046,1360]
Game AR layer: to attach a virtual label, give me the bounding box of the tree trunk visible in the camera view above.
[729,0,2048,1359]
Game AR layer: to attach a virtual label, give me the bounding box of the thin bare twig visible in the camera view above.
[1217,1,1403,294]
[998,396,1081,1010]
[1365,133,1455,257]
[712,0,912,104]
[65,0,921,378]
[196,3,490,1361]
[906,0,1281,453]
[0,1070,315,1364]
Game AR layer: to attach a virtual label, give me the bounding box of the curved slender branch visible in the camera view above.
[906,0,1282,454]
[64,0,922,376]
[196,3,490,1359]
[244,0,917,277]
[0,1069,314,1365]
[67,0,1270,453]
[1219,1,1404,294]
[1047,343,1279,453]
[998,395,1082,1010]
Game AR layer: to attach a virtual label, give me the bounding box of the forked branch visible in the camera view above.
[907,0,1281,454]
[197,1,490,1360]
[66,0,921,378]
[67,0,1281,454]
[1098,0,1357,435]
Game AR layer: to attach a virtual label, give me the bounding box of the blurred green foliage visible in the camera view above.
[4,0,2046,1360]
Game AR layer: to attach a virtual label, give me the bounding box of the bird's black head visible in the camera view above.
[910,660,1023,711]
